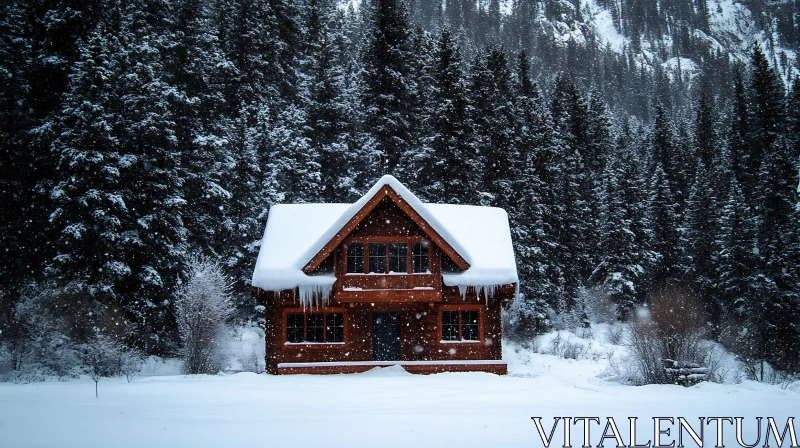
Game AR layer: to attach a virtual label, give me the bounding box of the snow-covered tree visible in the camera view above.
[174,258,235,375]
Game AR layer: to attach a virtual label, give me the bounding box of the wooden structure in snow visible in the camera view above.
[252,176,518,374]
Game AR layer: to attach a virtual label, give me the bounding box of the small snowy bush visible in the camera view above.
[1,284,83,382]
[607,325,624,345]
[174,257,235,375]
[80,334,128,397]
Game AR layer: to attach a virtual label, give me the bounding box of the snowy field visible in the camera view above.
[1,326,797,448]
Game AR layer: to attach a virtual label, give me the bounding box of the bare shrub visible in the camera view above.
[174,257,235,375]
[577,326,593,339]
[740,361,797,388]
[523,337,542,353]
[547,332,566,356]
[117,347,144,383]
[626,290,713,386]
[562,341,585,360]
[607,325,624,345]
[582,286,619,324]
[4,284,83,381]
[80,334,126,398]
[546,332,586,360]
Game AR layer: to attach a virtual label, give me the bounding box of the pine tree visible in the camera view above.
[512,50,565,317]
[162,0,236,260]
[47,26,128,298]
[746,44,785,188]
[302,2,356,202]
[678,86,722,322]
[590,146,642,320]
[647,162,681,291]
[715,177,757,348]
[651,102,686,204]
[264,105,322,204]
[116,0,188,352]
[0,2,40,293]
[728,67,749,193]
[549,73,593,296]
[787,77,800,176]
[415,27,480,204]
[477,46,518,211]
[753,134,800,372]
[360,0,415,175]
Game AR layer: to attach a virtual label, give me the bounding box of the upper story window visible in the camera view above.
[346,243,364,273]
[389,243,407,273]
[368,243,387,273]
[412,242,429,273]
[346,240,427,274]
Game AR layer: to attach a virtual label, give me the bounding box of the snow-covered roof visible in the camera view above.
[251,175,518,301]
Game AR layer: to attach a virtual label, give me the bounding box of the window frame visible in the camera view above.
[343,237,430,275]
[412,241,430,273]
[282,309,347,346]
[346,243,365,274]
[439,305,483,343]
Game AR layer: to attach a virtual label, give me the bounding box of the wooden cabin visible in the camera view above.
[252,175,518,375]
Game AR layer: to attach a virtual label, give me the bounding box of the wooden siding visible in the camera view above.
[258,285,510,375]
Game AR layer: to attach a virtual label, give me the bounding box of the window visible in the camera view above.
[287,314,304,343]
[442,310,459,341]
[441,309,480,342]
[346,243,364,273]
[347,240,427,274]
[285,313,345,343]
[412,242,429,273]
[326,312,344,343]
[389,243,407,273]
[461,310,479,341]
[306,313,325,342]
[368,243,387,273]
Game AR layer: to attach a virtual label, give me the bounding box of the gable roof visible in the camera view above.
[301,175,469,273]
[251,176,518,296]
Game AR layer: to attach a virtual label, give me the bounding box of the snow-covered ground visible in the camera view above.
[1,325,796,448]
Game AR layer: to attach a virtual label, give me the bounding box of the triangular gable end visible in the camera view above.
[302,177,470,274]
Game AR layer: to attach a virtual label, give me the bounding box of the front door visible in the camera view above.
[372,313,400,361]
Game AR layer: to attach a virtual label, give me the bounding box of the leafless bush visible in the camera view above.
[547,332,566,356]
[174,257,235,375]
[607,325,624,345]
[2,284,82,381]
[577,326,593,339]
[582,287,619,324]
[740,361,797,388]
[626,290,713,386]
[562,341,585,360]
[523,337,542,353]
[80,333,134,397]
[117,347,144,383]
[546,332,587,360]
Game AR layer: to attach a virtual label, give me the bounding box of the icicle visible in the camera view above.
[457,284,469,301]
[298,284,333,310]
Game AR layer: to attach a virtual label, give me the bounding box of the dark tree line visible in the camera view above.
[1,0,799,373]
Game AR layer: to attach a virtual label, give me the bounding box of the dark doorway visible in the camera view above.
[372,313,400,361]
